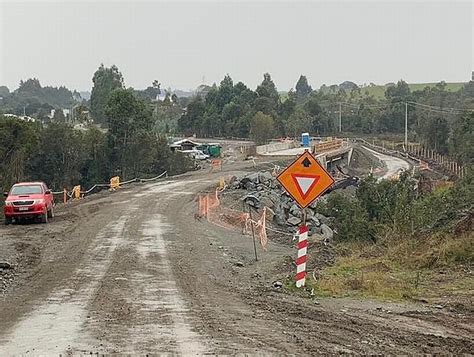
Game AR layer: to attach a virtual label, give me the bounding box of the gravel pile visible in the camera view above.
[229,171,358,239]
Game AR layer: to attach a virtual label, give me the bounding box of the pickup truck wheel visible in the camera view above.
[40,212,48,224]
[4,217,12,225]
[47,206,54,219]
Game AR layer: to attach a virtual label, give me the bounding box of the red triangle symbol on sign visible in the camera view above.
[291,173,320,199]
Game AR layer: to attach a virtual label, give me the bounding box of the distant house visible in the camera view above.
[49,108,70,120]
[169,138,199,151]
[3,114,36,122]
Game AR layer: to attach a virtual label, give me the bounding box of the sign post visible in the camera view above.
[276,150,335,287]
[296,225,309,287]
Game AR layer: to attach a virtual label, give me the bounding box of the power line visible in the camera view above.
[407,101,470,114]
[324,100,473,113]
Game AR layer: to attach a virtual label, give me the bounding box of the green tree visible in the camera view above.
[178,96,206,135]
[30,123,85,189]
[254,73,280,116]
[250,111,274,144]
[276,90,296,136]
[450,113,474,164]
[81,127,109,186]
[421,116,449,153]
[216,75,234,110]
[154,98,182,134]
[90,64,124,123]
[0,86,10,98]
[142,80,161,100]
[0,116,40,190]
[106,88,153,178]
[52,109,66,122]
[295,75,312,98]
[286,109,312,137]
[385,80,411,102]
[319,192,375,242]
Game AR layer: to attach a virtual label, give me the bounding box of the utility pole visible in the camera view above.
[404,102,408,149]
[338,102,342,132]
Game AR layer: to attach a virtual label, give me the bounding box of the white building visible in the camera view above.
[3,113,36,122]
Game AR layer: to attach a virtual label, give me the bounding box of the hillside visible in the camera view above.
[280,82,467,100]
[361,82,466,99]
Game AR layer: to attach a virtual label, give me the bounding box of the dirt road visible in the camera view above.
[0,164,472,354]
[362,146,410,180]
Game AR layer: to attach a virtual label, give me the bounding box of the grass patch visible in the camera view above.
[278,82,466,101]
[312,256,419,300]
[310,231,473,301]
[386,232,474,269]
[360,82,465,99]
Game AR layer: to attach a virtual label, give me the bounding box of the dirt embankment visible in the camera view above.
[347,146,385,176]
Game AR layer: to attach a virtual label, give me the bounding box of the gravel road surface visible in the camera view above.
[362,146,410,180]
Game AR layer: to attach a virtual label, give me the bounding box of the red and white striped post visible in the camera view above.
[296,225,309,287]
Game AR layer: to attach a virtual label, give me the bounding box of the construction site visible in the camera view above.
[0,136,472,355]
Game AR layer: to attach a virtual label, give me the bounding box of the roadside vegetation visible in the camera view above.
[309,171,473,301]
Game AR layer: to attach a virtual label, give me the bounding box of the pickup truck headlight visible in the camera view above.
[4,201,13,206]
[33,199,45,205]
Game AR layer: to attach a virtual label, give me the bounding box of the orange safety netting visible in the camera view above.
[197,189,268,250]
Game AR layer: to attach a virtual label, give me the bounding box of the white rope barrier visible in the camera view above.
[119,177,138,185]
[50,170,168,202]
[139,171,168,182]
[80,183,110,195]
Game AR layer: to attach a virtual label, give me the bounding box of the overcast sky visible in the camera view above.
[0,0,472,92]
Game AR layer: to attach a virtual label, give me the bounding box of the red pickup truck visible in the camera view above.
[3,182,55,225]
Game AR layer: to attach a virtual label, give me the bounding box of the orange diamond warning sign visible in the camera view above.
[276,150,335,208]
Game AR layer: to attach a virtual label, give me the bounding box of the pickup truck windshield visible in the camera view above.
[11,185,43,195]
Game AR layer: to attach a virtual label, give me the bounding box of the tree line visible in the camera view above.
[1,64,472,193]
[0,79,80,121]
[177,74,473,164]
[0,86,193,193]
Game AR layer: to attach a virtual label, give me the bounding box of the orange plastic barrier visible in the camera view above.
[197,190,268,250]
[211,159,222,172]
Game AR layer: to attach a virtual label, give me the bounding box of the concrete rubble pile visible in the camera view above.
[229,171,339,241]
